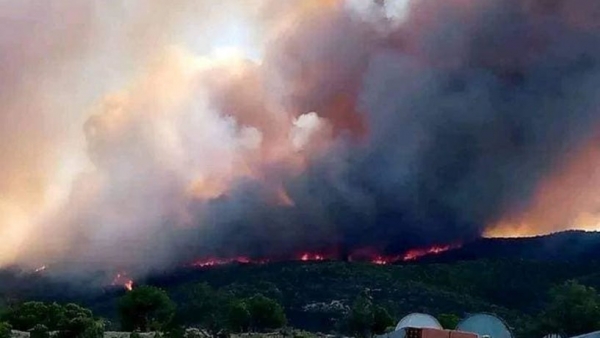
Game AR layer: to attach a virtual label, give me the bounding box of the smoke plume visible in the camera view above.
[1,0,600,275]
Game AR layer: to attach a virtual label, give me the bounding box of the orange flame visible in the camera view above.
[371,258,388,265]
[299,253,326,261]
[401,244,460,261]
[369,244,462,265]
[191,256,264,268]
[112,272,134,291]
[191,252,335,268]
[190,244,461,269]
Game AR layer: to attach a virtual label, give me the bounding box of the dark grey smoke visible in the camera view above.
[20,0,600,279]
[176,0,600,262]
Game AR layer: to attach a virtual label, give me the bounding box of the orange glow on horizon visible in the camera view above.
[486,134,600,238]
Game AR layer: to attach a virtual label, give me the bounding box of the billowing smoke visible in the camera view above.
[2,0,600,275]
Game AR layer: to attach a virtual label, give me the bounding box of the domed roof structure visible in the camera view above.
[395,313,443,331]
[456,313,513,338]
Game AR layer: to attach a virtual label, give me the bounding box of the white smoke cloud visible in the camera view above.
[290,112,330,151]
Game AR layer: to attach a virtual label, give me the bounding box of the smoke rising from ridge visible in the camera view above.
[1,0,600,275]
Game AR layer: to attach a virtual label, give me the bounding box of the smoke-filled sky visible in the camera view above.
[2,0,600,274]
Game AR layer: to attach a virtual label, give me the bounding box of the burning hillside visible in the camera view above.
[1,0,600,276]
[189,244,461,268]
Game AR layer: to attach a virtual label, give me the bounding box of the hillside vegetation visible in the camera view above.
[4,232,600,337]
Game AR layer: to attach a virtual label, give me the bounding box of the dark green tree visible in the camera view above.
[347,291,375,338]
[119,286,176,332]
[178,283,251,336]
[536,281,600,336]
[178,283,224,335]
[346,290,394,338]
[162,322,186,338]
[438,314,460,330]
[55,303,96,334]
[3,301,96,333]
[0,322,11,338]
[225,300,250,333]
[372,306,394,335]
[4,301,50,330]
[224,282,283,303]
[245,294,286,331]
[56,317,104,338]
[30,324,50,338]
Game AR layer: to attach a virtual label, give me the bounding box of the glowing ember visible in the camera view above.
[190,245,461,269]
[191,257,261,268]
[371,258,388,265]
[401,244,460,261]
[112,272,134,291]
[192,252,332,269]
[368,244,462,265]
[299,253,325,261]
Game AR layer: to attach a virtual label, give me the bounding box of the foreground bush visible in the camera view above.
[0,322,12,338]
[2,301,105,338]
[119,286,175,332]
[30,324,50,338]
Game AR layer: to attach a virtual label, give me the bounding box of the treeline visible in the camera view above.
[0,284,288,338]
[118,284,288,335]
[4,270,600,338]
[0,282,395,338]
[0,302,104,338]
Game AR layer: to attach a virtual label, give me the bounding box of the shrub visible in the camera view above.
[56,317,104,338]
[119,286,175,332]
[245,294,286,331]
[30,324,50,338]
[0,322,12,338]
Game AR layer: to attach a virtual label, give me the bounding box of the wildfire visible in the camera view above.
[401,244,460,261]
[112,272,134,291]
[190,244,462,269]
[191,252,332,268]
[190,256,264,268]
[368,244,462,265]
[371,258,388,265]
[299,253,326,261]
